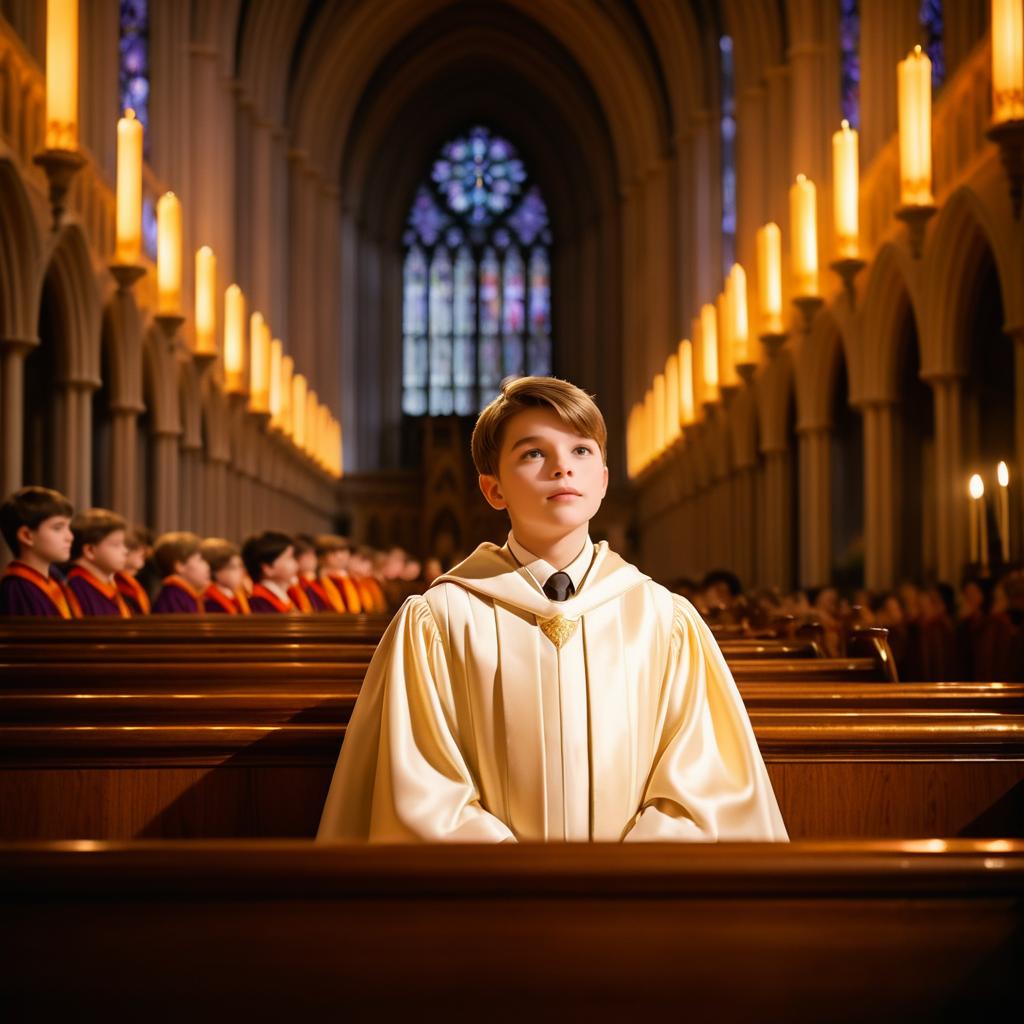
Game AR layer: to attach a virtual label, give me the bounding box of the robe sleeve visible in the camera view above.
[622,594,789,842]
[317,595,516,843]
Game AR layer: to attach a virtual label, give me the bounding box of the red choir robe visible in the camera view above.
[203,584,252,615]
[66,566,131,617]
[0,561,77,618]
[289,576,328,612]
[249,582,297,614]
[152,575,204,614]
[325,572,362,614]
[115,572,151,615]
[355,575,388,614]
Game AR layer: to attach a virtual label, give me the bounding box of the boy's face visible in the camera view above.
[479,408,608,543]
[323,549,349,573]
[83,529,128,576]
[263,546,298,585]
[176,551,211,590]
[18,515,73,565]
[124,546,146,574]
[215,554,245,592]
[296,549,318,575]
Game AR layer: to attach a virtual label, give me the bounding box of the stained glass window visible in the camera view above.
[719,36,736,281]
[919,0,945,89]
[839,0,860,128]
[403,127,553,416]
[119,1,149,149]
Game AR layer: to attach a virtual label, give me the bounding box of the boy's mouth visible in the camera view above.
[548,488,582,500]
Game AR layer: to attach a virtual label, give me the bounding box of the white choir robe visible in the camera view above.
[316,540,788,843]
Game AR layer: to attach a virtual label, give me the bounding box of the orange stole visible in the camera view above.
[2,562,76,618]
[286,583,314,613]
[161,575,204,612]
[251,583,295,613]
[204,585,250,614]
[115,572,151,614]
[67,566,131,617]
[356,576,388,614]
[327,573,363,614]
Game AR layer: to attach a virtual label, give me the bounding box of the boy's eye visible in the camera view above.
[522,449,543,459]
[574,446,593,455]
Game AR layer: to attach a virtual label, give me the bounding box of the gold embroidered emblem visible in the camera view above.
[539,614,578,649]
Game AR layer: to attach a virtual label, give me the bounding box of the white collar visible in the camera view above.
[506,531,595,594]
[261,579,291,604]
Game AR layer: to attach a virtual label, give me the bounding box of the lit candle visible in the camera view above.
[280,355,294,437]
[156,192,182,314]
[898,45,934,207]
[789,174,819,298]
[194,246,217,357]
[292,374,308,449]
[664,353,681,443]
[223,285,247,394]
[319,405,331,470]
[653,372,667,456]
[643,388,654,467]
[716,291,738,389]
[832,120,860,258]
[248,312,269,414]
[678,339,695,427]
[268,339,283,428]
[115,109,143,265]
[969,473,986,569]
[992,0,1024,124]
[756,223,783,334]
[306,391,318,458]
[45,0,78,149]
[997,461,1011,562]
[728,263,750,367]
[701,303,720,403]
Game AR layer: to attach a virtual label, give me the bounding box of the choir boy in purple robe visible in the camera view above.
[152,531,211,614]
[66,508,131,617]
[0,486,76,617]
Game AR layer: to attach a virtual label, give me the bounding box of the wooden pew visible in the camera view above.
[1,839,1021,1019]
[1,681,1020,840]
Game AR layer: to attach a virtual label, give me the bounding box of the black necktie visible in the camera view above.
[543,571,575,602]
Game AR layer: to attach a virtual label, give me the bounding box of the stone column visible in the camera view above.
[0,336,37,494]
[861,400,897,589]
[151,430,181,536]
[55,380,95,508]
[761,447,792,590]
[928,374,965,583]
[797,424,832,588]
[109,402,143,523]
[732,463,756,587]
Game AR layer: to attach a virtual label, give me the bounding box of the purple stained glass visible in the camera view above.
[119,0,150,154]
[453,337,475,387]
[502,248,525,335]
[478,336,502,388]
[432,126,527,226]
[403,247,428,335]
[719,35,737,281]
[502,337,525,378]
[409,187,450,247]
[527,336,552,377]
[480,248,501,336]
[528,247,550,334]
[453,248,475,337]
[919,0,945,89]
[428,248,453,337]
[839,0,861,129]
[508,188,549,246]
[142,194,157,261]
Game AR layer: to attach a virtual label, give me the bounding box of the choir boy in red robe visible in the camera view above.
[152,532,210,613]
[0,486,76,617]
[66,509,131,617]
[116,527,151,614]
[289,533,332,612]
[242,531,302,613]
[315,534,362,613]
[200,537,251,614]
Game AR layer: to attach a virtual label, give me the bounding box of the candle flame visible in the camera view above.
[969,474,985,500]
[840,119,849,130]
[124,108,136,121]
[997,461,1010,487]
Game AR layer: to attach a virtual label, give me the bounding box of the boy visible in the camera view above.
[242,531,304,613]
[0,486,76,617]
[200,537,251,614]
[115,527,151,614]
[315,534,361,613]
[289,533,332,611]
[66,508,131,617]
[319,377,787,844]
[349,545,389,614]
[152,532,210,613]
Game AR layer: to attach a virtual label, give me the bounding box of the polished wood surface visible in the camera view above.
[2,839,1021,1020]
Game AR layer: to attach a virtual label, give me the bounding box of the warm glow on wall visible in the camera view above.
[653,372,667,456]
[700,303,719,403]
[832,120,860,258]
[992,0,1024,123]
[223,285,247,394]
[268,339,284,427]
[248,313,270,414]
[115,109,143,264]
[305,391,319,458]
[898,45,934,206]
[789,175,819,297]
[664,353,681,444]
[155,192,182,314]
[728,263,751,369]
[716,291,738,389]
[194,246,217,357]
[280,355,294,436]
[678,339,695,427]
[45,0,78,149]
[292,374,308,449]
[756,223,783,334]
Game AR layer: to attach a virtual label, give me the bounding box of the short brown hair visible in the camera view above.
[199,537,240,574]
[471,376,607,477]
[70,508,127,560]
[314,534,350,558]
[0,486,73,555]
[241,531,294,582]
[153,531,203,578]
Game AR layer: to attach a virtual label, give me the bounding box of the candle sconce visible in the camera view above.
[895,204,936,259]
[829,256,866,303]
[987,120,1024,220]
[792,295,824,335]
[33,149,86,232]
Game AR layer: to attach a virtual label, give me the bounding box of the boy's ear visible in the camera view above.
[478,474,506,511]
[15,524,34,550]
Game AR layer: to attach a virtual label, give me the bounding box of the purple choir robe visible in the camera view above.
[302,580,332,611]
[66,574,125,616]
[152,582,202,614]
[248,595,286,614]
[0,573,65,616]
